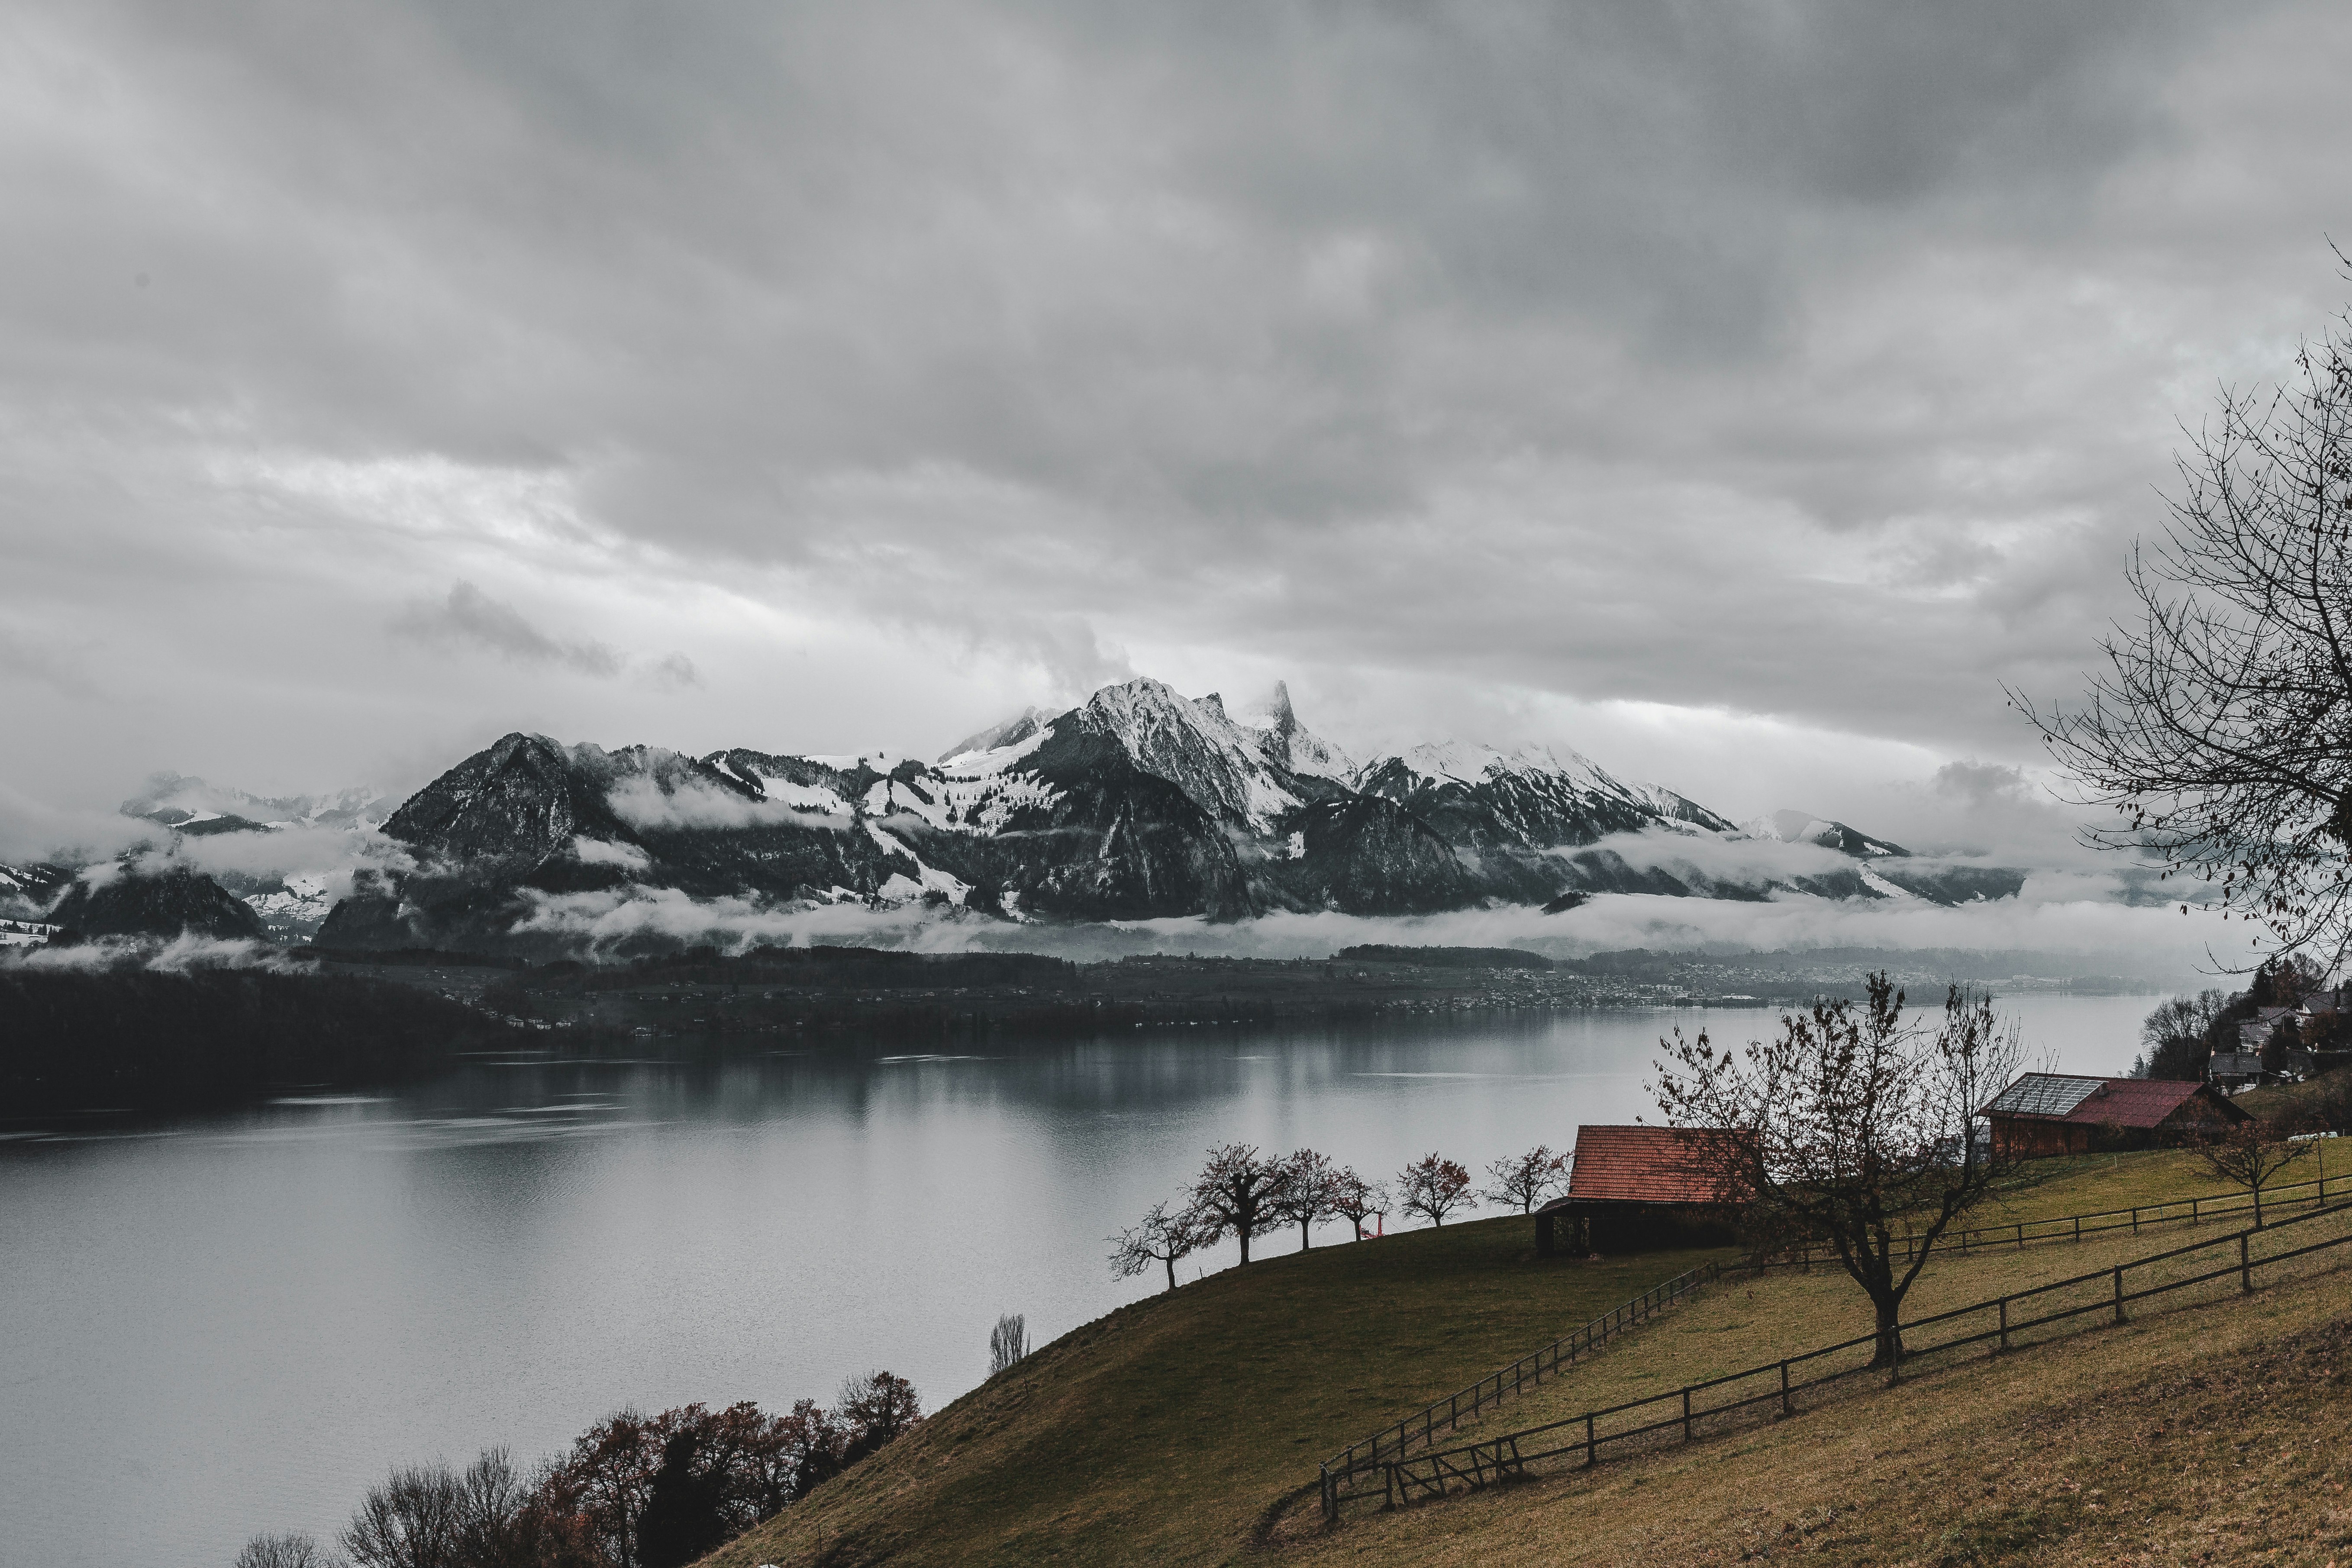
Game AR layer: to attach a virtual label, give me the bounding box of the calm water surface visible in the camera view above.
[0,994,2151,1566]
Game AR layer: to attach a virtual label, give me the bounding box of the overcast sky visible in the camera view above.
[4,0,2351,856]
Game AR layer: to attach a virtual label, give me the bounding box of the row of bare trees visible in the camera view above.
[1109,1142,1576,1291]
[233,1374,922,1568]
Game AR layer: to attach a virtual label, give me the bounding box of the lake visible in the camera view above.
[0,992,2154,1566]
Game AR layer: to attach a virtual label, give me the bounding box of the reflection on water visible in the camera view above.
[0,994,2150,1567]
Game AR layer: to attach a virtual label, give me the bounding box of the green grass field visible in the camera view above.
[705,1149,2352,1568]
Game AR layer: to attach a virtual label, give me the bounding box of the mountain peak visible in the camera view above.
[1743,809,1909,858]
[1236,680,1295,732]
[1072,678,1303,831]
[1393,739,1627,800]
[1234,680,1353,782]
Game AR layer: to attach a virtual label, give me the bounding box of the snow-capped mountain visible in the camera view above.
[1629,783,1741,834]
[121,773,384,835]
[1355,741,1662,850]
[286,674,2013,954]
[1741,809,1909,859]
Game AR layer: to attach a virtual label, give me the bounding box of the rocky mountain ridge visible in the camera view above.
[290,675,2023,954]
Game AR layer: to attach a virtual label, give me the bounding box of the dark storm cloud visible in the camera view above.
[0,0,2345,829]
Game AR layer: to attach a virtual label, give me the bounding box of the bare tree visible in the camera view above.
[1188,1143,1287,1265]
[1109,1199,1207,1291]
[2016,291,2352,969]
[1396,1153,1475,1227]
[1268,1148,1342,1249]
[2193,1118,2315,1226]
[1328,1168,1388,1239]
[1653,976,2023,1368]
[342,1463,467,1568]
[234,1535,342,1568]
[1482,1145,1569,1213]
[987,1313,1028,1376]
[2136,990,2231,1081]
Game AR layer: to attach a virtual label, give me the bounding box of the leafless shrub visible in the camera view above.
[987,1312,1028,1375]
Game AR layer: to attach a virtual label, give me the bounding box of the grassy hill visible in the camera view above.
[707,1153,2352,1568]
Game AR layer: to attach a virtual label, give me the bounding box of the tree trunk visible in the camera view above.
[1163,1255,1177,1292]
[2253,1179,2264,1229]
[1239,1230,1251,1265]
[1299,1218,1312,1251]
[1871,1294,1903,1370]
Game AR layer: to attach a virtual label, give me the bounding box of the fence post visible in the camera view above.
[2016,1222,2024,1250]
[2240,1231,2252,1293]
[2074,1214,2082,1243]
[2112,1266,2124,1325]
[1321,1465,1334,1523]
[1779,1359,1791,1416]
[1585,1411,1597,1468]
[2131,1206,2139,1235]
[1682,1387,1693,1442]
[1998,1296,2009,1351]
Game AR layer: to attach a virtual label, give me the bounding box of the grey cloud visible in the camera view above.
[1934,761,2034,807]
[390,581,624,678]
[2,0,2346,837]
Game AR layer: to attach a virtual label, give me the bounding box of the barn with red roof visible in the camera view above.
[1979,1072,2247,1159]
[1535,1124,1748,1256]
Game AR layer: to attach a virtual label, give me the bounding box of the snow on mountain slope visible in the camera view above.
[1355,740,1664,852]
[933,725,1064,831]
[1630,781,1741,835]
[1233,681,1355,782]
[0,861,71,917]
[1395,741,1644,802]
[939,707,1050,764]
[1066,678,1307,833]
[241,873,338,936]
[1742,809,1910,858]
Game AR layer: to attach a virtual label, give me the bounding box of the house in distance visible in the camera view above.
[1535,1124,1746,1256]
[1979,1072,2248,1160]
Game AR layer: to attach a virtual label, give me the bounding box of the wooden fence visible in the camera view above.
[1315,1260,1723,1487]
[1759,1168,2348,1272]
[1320,1197,2352,1521]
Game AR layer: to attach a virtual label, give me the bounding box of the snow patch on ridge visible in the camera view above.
[1078,678,1304,832]
[1388,740,1640,804]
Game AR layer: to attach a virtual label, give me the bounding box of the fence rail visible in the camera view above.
[1316,1259,1723,1483]
[1759,1168,2347,1271]
[1322,1197,2352,1521]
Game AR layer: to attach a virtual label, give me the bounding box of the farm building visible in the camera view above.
[1535,1124,1746,1257]
[1978,1072,2248,1159]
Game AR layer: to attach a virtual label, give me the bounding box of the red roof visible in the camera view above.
[1980,1073,2247,1130]
[1564,1125,1745,1206]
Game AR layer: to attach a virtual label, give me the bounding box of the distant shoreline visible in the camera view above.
[0,945,2165,1122]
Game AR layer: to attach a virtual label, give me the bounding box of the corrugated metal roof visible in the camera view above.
[1980,1073,2247,1130]
[1983,1073,2102,1118]
[1565,1125,1743,1205]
